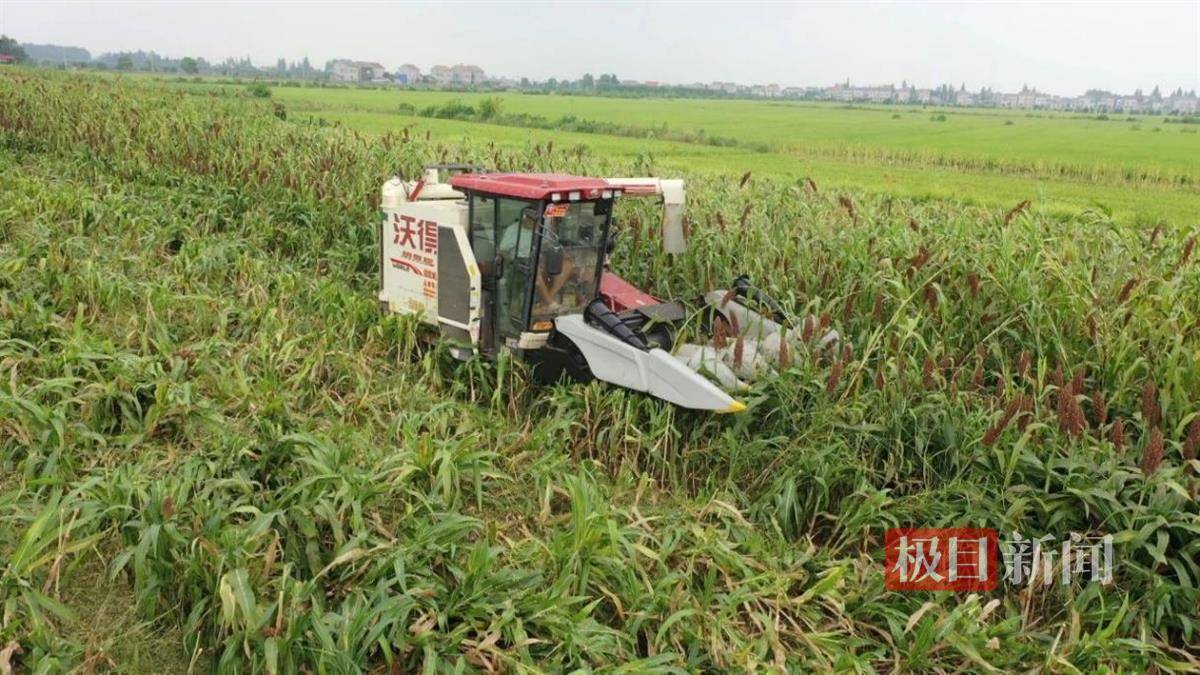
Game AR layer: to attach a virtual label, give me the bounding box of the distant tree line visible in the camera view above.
[0,35,28,61]
[5,36,322,79]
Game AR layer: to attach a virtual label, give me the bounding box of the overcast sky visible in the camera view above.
[3,1,1197,95]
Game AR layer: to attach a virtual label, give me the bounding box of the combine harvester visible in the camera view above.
[379,166,836,412]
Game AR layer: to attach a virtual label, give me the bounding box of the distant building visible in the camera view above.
[329,59,385,82]
[1170,94,1198,114]
[394,63,421,85]
[1117,96,1141,111]
[451,64,484,84]
[430,64,486,85]
[865,86,893,102]
[0,54,16,64]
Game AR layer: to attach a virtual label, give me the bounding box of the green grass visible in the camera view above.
[1,70,1199,672]
[192,81,1200,225]
[265,86,1200,177]
[300,107,1200,226]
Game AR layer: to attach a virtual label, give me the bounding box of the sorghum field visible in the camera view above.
[1,70,1198,672]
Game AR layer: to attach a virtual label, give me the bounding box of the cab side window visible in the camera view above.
[469,194,496,265]
[496,198,535,259]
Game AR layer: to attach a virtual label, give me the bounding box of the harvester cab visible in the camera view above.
[379,166,835,412]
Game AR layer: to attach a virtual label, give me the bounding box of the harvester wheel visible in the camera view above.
[528,333,594,385]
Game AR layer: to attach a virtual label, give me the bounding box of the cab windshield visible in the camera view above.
[530,200,609,326]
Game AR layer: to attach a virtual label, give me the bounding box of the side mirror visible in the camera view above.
[542,245,564,276]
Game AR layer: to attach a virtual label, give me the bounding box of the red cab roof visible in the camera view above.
[449,173,611,201]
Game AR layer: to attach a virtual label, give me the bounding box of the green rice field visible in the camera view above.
[252,83,1200,225]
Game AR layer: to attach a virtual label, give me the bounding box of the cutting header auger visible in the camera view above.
[378,165,837,412]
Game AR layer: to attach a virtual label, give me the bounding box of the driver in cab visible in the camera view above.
[500,207,577,313]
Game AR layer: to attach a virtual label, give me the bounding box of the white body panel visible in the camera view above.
[673,344,747,391]
[439,224,483,346]
[555,314,743,412]
[380,199,465,321]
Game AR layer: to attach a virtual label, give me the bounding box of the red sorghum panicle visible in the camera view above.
[838,194,857,222]
[1017,351,1031,380]
[713,319,728,349]
[1111,419,1126,453]
[984,396,1024,446]
[1142,427,1164,476]
[1057,388,1086,438]
[778,333,790,369]
[1117,277,1138,304]
[733,334,745,370]
[802,315,815,342]
[826,360,843,393]
[1050,361,1064,389]
[720,288,737,307]
[1016,395,1033,431]
[819,312,831,331]
[1091,390,1108,427]
[1183,417,1199,463]
[923,357,936,389]
[967,272,981,299]
[1069,368,1085,396]
[875,366,886,390]
[910,246,932,272]
[1003,199,1030,226]
[872,295,885,323]
[1181,235,1195,267]
[1141,382,1161,428]
[842,286,858,323]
